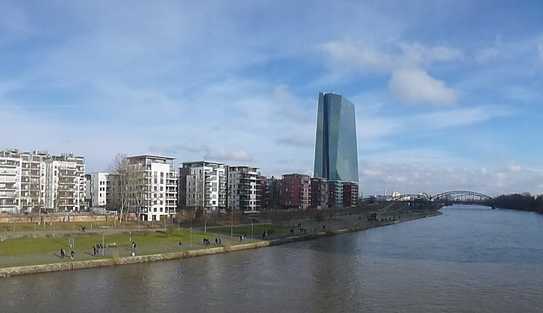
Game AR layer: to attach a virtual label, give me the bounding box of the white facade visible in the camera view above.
[123,155,178,222]
[44,155,87,212]
[227,166,259,212]
[179,161,227,212]
[90,172,109,207]
[0,149,86,213]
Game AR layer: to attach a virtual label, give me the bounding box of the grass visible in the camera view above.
[208,224,291,238]
[0,228,231,268]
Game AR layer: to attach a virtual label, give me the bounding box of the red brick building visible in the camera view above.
[342,182,359,208]
[310,177,328,209]
[280,174,311,209]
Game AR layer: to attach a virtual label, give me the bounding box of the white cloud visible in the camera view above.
[399,43,463,64]
[389,68,457,105]
[414,106,510,129]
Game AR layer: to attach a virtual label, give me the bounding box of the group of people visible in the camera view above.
[59,248,75,260]
[92,243,105,256]
[202,237,223,246]
[239,234,248,242]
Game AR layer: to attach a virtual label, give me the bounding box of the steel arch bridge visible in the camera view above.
[431,190,493,203]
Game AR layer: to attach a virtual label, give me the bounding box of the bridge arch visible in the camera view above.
[431,190,493,202]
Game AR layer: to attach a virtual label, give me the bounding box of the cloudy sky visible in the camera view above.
[1,0,542,196]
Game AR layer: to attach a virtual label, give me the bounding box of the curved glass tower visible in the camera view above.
[313,92,358,182]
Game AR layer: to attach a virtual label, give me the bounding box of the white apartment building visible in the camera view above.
[179,161,227,212]
[44,154,87,212]
[111,155,177,222]
[227,166,260,212]
[0,149,86,213]
[89,172,109,207]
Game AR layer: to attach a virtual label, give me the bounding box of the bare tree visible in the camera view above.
[110,154,149,223]
[110,154,130,222]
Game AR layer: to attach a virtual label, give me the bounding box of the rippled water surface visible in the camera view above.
[1,205,542,313]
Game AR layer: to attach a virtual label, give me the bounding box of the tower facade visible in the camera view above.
[313,92,359,183]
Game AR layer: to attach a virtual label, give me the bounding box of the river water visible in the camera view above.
[1,205,542,313]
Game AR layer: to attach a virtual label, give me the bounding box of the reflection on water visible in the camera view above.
[1,205,542,313]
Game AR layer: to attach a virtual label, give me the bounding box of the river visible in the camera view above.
[1,205,542,313]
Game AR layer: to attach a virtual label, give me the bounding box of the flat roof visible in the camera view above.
[127,154,175,160]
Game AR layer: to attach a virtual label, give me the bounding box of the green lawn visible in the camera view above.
[208,224,291,239]
[0,228,230,268]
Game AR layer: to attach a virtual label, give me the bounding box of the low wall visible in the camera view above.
[0,214,113,224]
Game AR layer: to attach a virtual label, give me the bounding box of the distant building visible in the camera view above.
[327,181,344,209]
[0,149,86,213]
[265,176,282,210]
[227,166,260,212]
[256,175,267,211]
[84,174,92,208]
[310,177,328,209]
[280,174,311,210]
[313,92,359,183]
[89,172,109,207]
[342,182,359,208]
[179,161,227,213]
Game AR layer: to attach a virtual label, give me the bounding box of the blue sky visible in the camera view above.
[1,0,542,195]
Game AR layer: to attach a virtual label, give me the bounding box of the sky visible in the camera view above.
[1,0,542,196]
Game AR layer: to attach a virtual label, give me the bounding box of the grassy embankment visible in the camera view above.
[0,224,290,268]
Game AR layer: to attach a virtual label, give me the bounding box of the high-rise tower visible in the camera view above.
[313,92,358,182]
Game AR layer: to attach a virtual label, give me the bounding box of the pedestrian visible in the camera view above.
[70,250,75,260]
[92,246,96,256]
[60,248,65,258]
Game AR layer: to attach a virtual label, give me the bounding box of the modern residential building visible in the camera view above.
[44,153,87,212]
[179,161,227,213]
[342,182,359,208]
[280,174,311,210]
[265,176,282,210]
[89,172,109,207]
[0,149,86,213]
[227,166,260,212]
[313,92,359,183]
[256,175,267,211]
[310,177,329,209]
[109,155,177,221]
[0,150,24,213]
[327,180,344,209]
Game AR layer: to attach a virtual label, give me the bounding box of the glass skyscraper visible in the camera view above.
[313,92,359,183]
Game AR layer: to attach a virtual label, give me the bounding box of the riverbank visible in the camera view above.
[0,209,440,278]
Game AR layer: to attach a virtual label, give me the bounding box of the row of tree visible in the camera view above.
[493,193,543,213]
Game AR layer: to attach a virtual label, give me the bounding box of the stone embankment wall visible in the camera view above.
[0,213,140,224]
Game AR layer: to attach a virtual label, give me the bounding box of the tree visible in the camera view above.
[110,154,130,222]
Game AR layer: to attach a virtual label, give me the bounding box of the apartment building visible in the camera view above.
[342,182,359,208]
[88,172,109,207]
[227,166,260,212]
[327,181,344,209]
[0,149,87,213]
[280,174,311,210]
[178,161,227,213]
[310,177,329,209]
[43,154,87,212]
[109,155,178,222]
[265,176,282,210]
